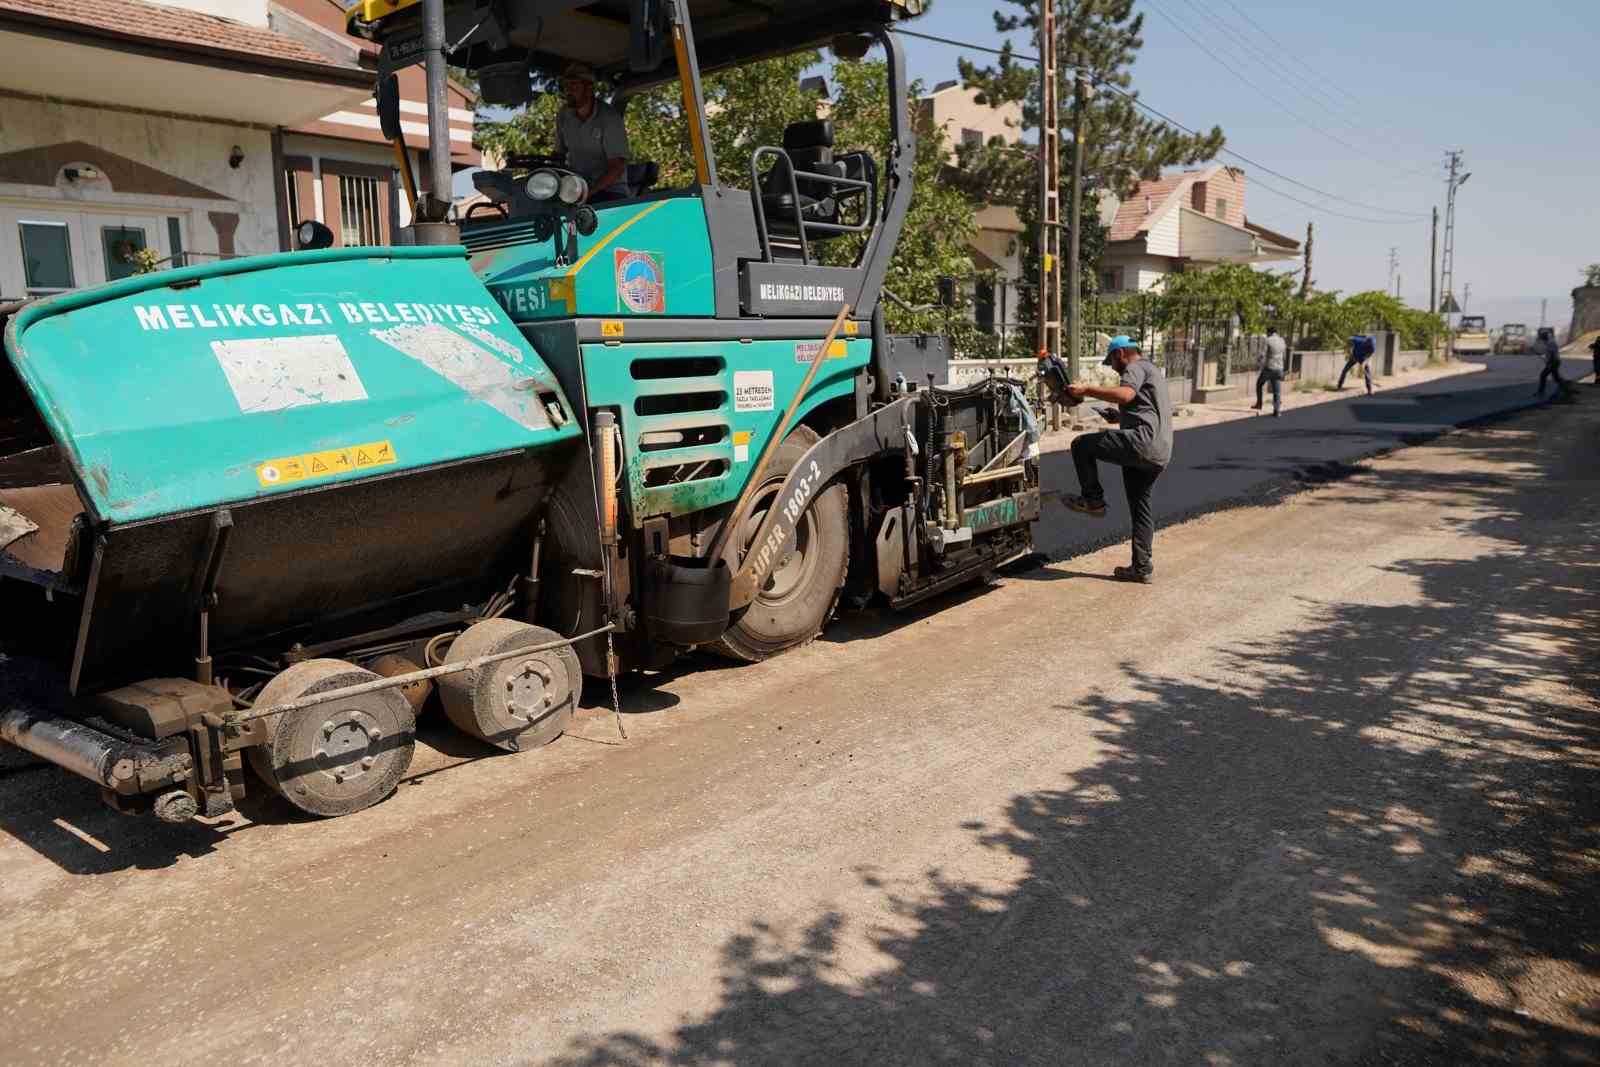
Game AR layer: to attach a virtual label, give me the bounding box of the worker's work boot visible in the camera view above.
[1062,494,1107,518]
[1112,566,1153,584]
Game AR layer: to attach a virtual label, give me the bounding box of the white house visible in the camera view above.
[0,0,482,303]
[1096,163,1301,294]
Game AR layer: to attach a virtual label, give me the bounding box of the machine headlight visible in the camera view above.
[526,170,561,201]
[295,219,333,250]
[558,173,589,205]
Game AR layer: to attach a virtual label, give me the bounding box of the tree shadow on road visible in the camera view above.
[547,416,1600,1064]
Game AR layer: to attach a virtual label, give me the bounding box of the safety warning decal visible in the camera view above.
[256,440,397,488]
[614,249,665,314]
[732,430,752,463]
[733,370,775,412]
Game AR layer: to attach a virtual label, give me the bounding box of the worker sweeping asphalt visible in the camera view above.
[1060,336,1174,584]
[1337,334,1376,394]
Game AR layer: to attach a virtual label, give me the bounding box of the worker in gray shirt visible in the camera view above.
[1061,336,1174,584]
[1251,326,1287,417]
[555,63,631,202]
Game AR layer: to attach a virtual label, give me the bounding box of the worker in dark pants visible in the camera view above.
[1060,336,1174,584]
[1251,326,1287,416]
[1534,328,1567,397]
[1337,334,1376,394]
[1588,334,1599,386]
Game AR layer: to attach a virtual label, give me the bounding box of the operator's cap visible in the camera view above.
[561,61,597,83]
[1103,335,1138,367]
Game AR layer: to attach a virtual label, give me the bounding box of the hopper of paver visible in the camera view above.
[1,247,583,802]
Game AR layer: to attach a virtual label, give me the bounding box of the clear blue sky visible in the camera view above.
[896,0,1600,332]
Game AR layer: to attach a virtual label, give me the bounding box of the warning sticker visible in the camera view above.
[794,340,848,364]
[732,430,752,463]
[733,370,775,412]
[256,440,397,488]
[601,319,626,338]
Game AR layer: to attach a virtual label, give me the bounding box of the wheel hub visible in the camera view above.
[312,709,383,784]
[740,491,809,602]
[505,663,556,723]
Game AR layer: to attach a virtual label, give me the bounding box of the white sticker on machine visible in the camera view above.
[211,335,368,414]
[733,370,775,413]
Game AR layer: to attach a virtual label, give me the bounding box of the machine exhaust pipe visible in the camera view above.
[1,708,141,790]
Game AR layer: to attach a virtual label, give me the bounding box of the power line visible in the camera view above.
[893,26,1429,223]
[1149,4,1435,198]
[1214,0,1362,108]
[1189,0,1442,179]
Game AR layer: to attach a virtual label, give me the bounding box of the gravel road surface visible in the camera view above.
[0,370,1595,1066]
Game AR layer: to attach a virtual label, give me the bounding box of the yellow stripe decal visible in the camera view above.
[566,200,672,278]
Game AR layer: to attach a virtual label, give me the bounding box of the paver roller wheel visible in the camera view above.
[436,619,581,752]
[713,424,849,663]
[246,659,417,818]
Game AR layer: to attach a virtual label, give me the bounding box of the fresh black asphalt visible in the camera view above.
[1035,353,1592,561]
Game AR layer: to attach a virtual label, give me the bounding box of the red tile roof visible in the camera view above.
[0,0,369,83]
[1106,169,1205,243]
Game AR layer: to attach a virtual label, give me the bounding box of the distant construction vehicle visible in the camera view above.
[1453,315,1493,356]
[1494,323,1529,355]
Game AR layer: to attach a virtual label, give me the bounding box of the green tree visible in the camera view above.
[957,0,1226,324]
[1583,263,1600,288]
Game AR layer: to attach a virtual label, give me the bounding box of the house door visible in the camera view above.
[0,204,178,301]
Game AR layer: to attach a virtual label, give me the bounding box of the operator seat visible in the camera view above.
[761,120,842,227]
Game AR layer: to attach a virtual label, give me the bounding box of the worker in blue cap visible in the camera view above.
[1060,335,1174,583]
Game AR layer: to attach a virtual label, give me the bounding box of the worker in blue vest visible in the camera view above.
[1337,335,1376,394]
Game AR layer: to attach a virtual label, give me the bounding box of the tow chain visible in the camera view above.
[605,630,627,740]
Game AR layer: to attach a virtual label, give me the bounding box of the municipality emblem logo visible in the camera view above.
[614,250,665,314]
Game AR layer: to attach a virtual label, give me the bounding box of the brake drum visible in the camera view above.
[436,619,582,752]
[246,659,417,818]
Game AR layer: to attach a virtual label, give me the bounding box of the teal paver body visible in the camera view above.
[469,194,865,522]
[4,246,580,524]
[580,337,867,522]
[472,197,715,321]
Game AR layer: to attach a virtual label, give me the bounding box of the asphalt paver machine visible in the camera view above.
[0,0,1039,824]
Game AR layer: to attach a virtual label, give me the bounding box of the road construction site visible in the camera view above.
[0,355,1594,1065]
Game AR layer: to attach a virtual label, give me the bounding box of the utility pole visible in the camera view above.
[1462,282,1471,314]
[1298,222,1314,299]
[1067,68,1089,385]
[1387,246,1399,297]
[1296,221,1313,347]
[1037,0,1062,431]
[1540,297,1547,328]
[1429,206,1438,317]
[1440,150,1469,359]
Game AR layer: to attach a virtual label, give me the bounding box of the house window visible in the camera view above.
[338,174,384,246]
[1214,197,1229,220]
[975,278,996,333]
[18,221,75,295]
[284,170,302,228]
[167,218,185,268]
[100,225,148,281]
[961,128,983,150]
[1100,268,1122,293]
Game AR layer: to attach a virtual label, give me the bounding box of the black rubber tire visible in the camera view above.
[712,424,849,663]
[245,660,416,818]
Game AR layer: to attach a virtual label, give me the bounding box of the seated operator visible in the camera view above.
[555,63,631,203]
